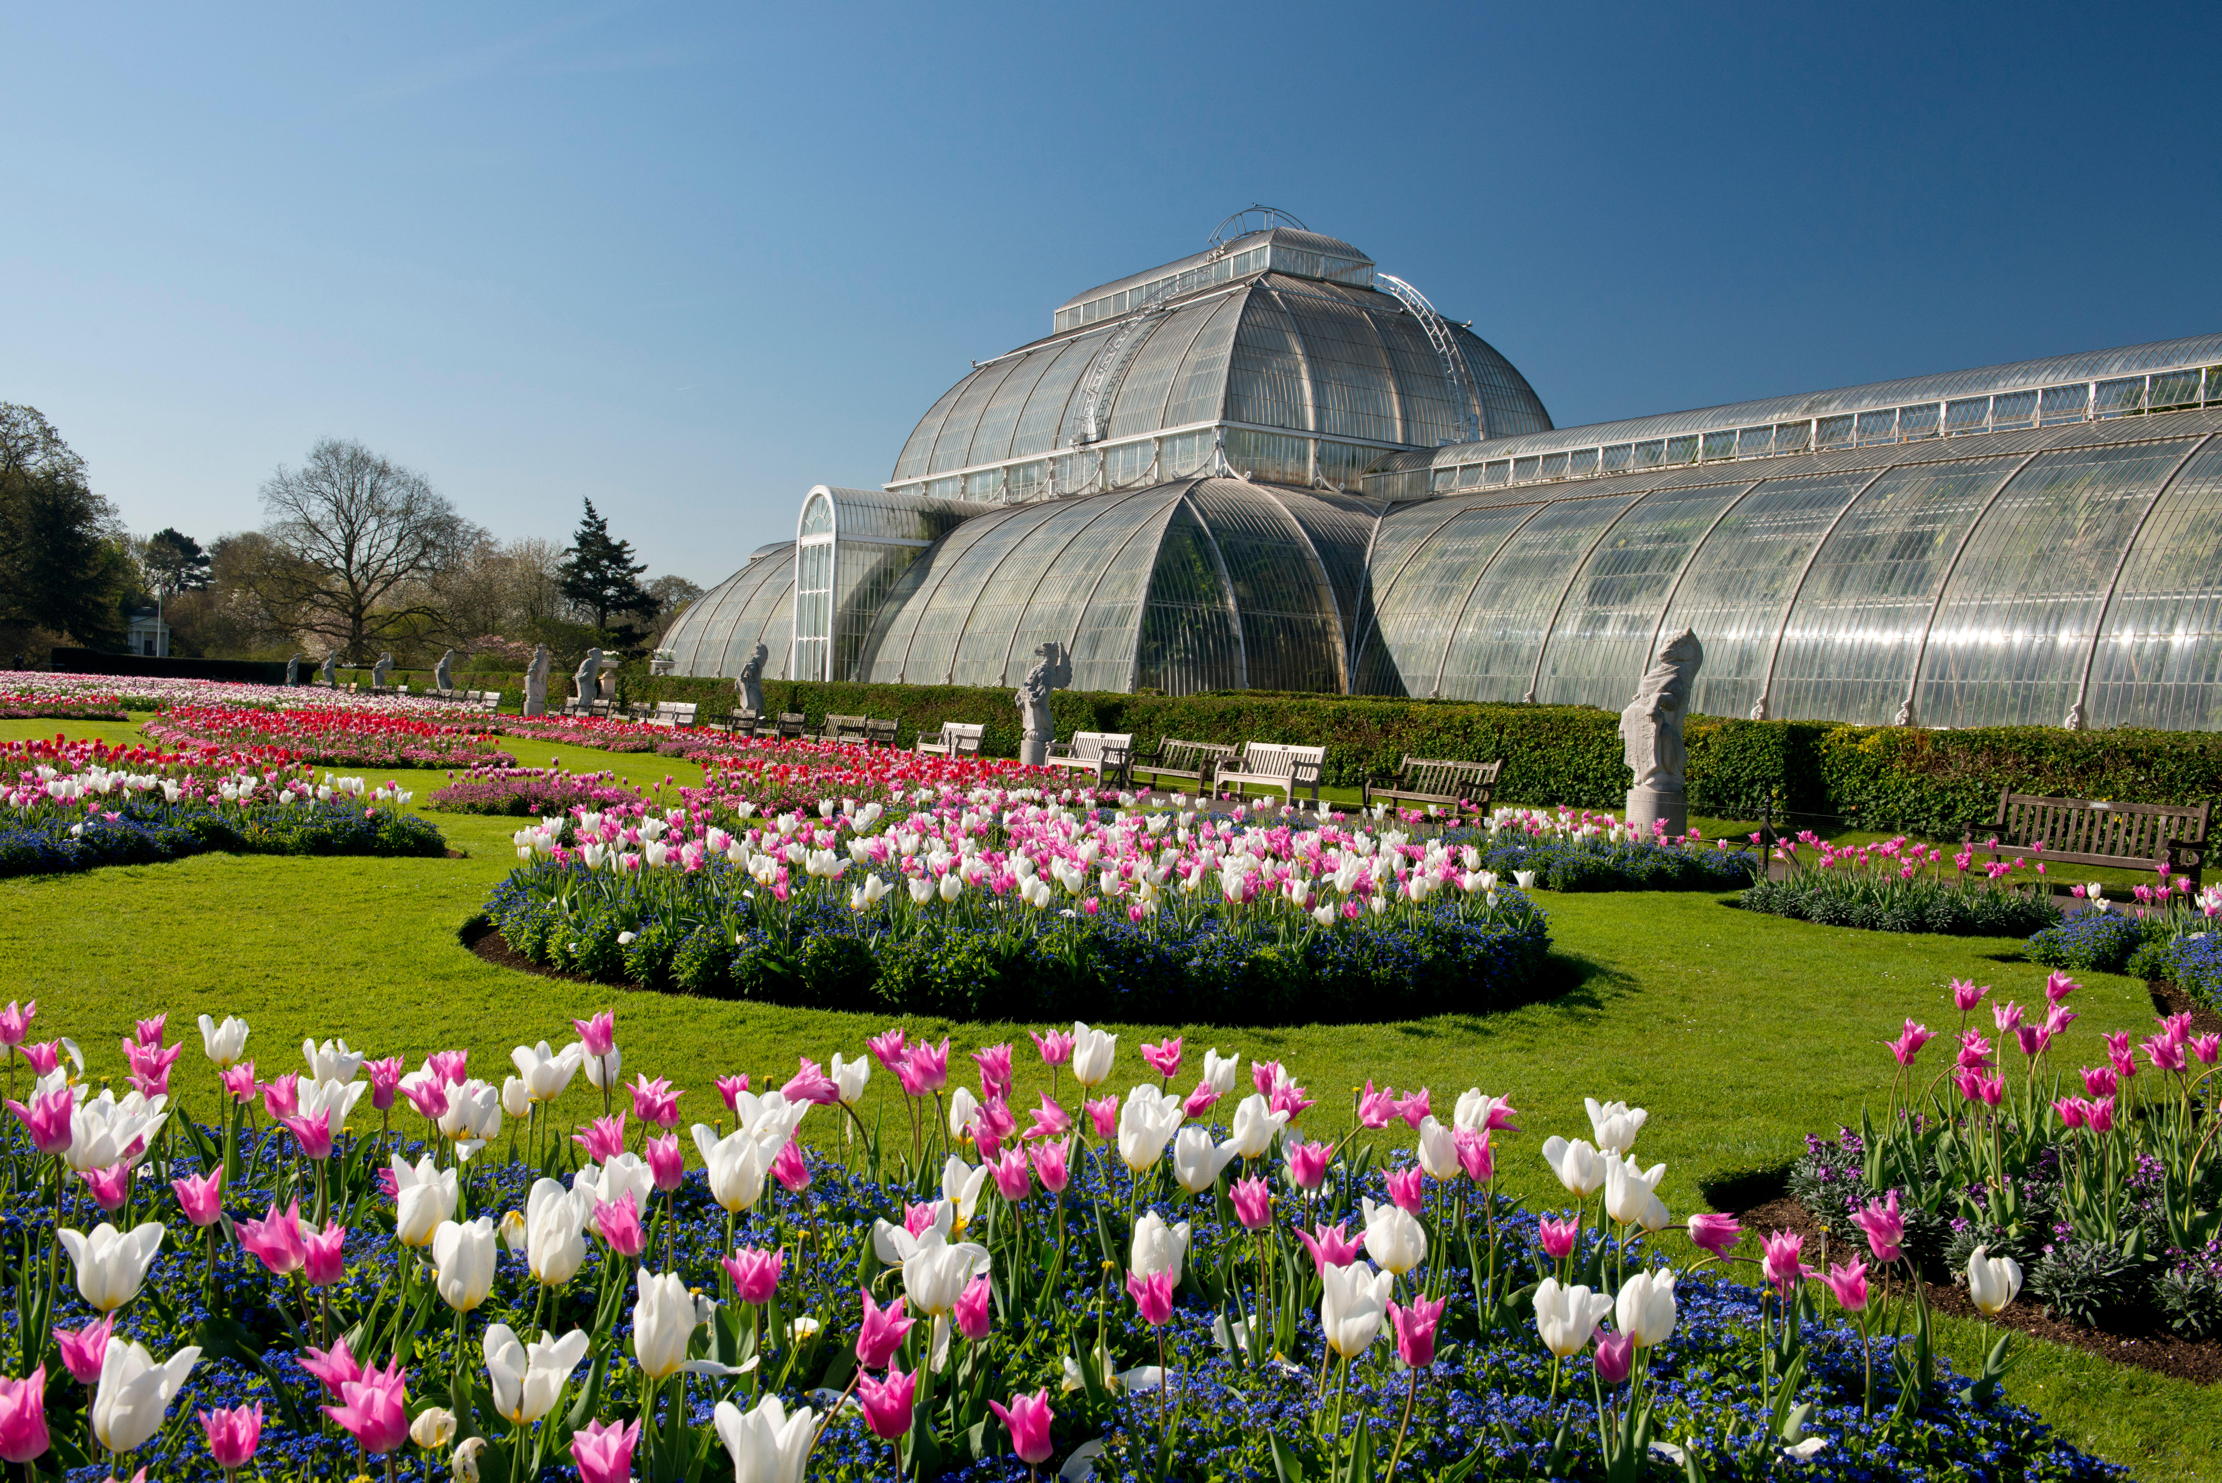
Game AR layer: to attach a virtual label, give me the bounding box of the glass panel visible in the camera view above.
[2150,370,2201,410]
[1188,482,1346,693]
[1539,451,1569,479]
[1989,390,2036,429]
[1767,457,2021,724]
[1431,465,1459,493]
[927,359,1019,475]
[1855,409,1897,446]
[1602,444,1633,473]
[1633,441,1665,469]
[1482,460,1511,486]
[1224,428,1310,485]
[1898,402,1940,441]
[1772,422,1812,453]
[893,379,970,481]
[1736,426,1773,458]
[1289,291,1399,444]
[895,505,1059,684]
[664,564,754,674]
[1915,440,2195,727]
[2039,383,2092,425]
[1701,430,1736,461]
[1944,398,1989,435]
[2086,440,2222,730]
[2206,367,2222,404]
[1665,435,1699,464]
[1815,416,1854,450]
[2092,377,2146,418]
[1369,503,1542,698]
[1658,471,1877,718]
[1533,483,1748,709]
[1107,298,1222,440]
[1102,440,1157,488]
[1225,291,1312,432]
[963,469,1003,499]
[1010,336,1102,458]
[1513,456,1540,482]
[1437,495,1641,701]
[798,494,834,536]
[1006,460,1049,500]
[1315,439,1378,490]
[967,345,1063,466]
[1566,448,1599,478]
[1137,505,1242,694]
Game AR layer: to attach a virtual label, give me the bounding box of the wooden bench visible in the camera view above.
[1212,741,1327,808]
[1130,737,1235,794]
[1046,731,1134,787]
[645,701,698,727]
[1362,756,1502,813]
[916,721,986,758]
[819,713,869,742]
[561,697,616,718]
[1965,790,2210,887]
[774,712,809,739]
[718,712,762,738]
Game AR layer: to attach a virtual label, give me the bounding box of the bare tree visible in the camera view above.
[249,439,478,661]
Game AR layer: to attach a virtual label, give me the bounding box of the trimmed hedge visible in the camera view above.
[615,665,2222,837]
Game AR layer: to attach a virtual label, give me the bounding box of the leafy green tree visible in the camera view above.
[141,527,212,597]
[557,499,657,650]
[0,403,130,650]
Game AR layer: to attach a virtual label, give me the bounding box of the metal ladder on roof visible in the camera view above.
[1376,273,1482,445]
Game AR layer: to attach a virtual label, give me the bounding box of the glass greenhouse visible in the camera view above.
[663,218,2222,731]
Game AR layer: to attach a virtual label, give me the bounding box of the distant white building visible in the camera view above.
[125,610,171,658]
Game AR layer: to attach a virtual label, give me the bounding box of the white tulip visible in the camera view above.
[940,1156,990,1225]
[1320,1260,1394,1358]
[633,1268,703,1379]
[1200,1049,1240,1097]
[576,1152,655,1214]
[302,1036,365,1084]
[1453,1089,1514,1135]
[59,1222,166,1312]
[66,1089,169,1173]
[872,1202,954,1267]
[1129,1211,1191,1284]
[946,1087,981,1139]
[484,1323,591,1424]
[391,1154,458,1247]
[1225,1093,1290,1160]
[526,1177,589,1286]
[1171,1125,1239,1194]
[1361,1198,1428,1275]
[1602,1153,1670,1232]
[438,1079,503,1158]
[431,1217,498,1312]
[713,1394,816,1483]
[830,1052,870,1106]
[1584,1098,1648,1156]
[501,1076,533,1119]
[1533,1277,1614,1358]
[1071,1023,1118,1088]
[510,1041,584,1103]
[196,1014,249,1068]
[900,1227,992,1316]
[1540,1135,1606,1198]
[1614,1269,1678,1347]
[1116,1085,1183,1173]
[692,1125,767,1213]
[1416,1116,1460,1179]
[92,1339,201,1452]
[582,1043,624,1090]
[1968,1246,2024,1316]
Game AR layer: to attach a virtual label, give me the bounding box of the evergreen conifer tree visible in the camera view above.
[557,499,656,648]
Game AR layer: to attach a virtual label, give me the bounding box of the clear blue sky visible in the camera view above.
[7,1,2217,585]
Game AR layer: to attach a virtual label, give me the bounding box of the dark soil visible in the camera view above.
[2150,977,2222,1035]
[459,915,611,985]
[1734,1192,2222,1385]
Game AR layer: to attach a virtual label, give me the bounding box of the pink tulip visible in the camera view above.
[219,1063,259,1104]
[123,1040,180,1098]
[1181,1082,1221,1118]
[52,1316,113,1386]
[715,1075,751,1114]
[16,1043,61,1077]
[1388,1294,1444,1368]
[782,1058,839,1106]
[1850,1190,1904,1265]
[954,1275,994,1342]
[1385,1166,1426,1215]
[1031,1137,1074,1195]
[2044,971,2078,1004]
[1251,1059,1287,1096]
[2192,1035,2221,1066]
[2161,1011,2195,1046]
[987,1388,1055,1467]
[0,999,33,1051]
[300,1338,365,1394]
[1084,1095,1119,1139]
[1885,1019,1934,1065]
[974,1097,1017,1159]
[571,1417,640,1483]
[1269,1080,1316,1121]
[573,1115,627,1163]
[866,1029,909,1071]
[427,1049,469,1085]
[1297,1221,1363,1273]
[80,1163,131,1213]
[200,1401,262,1471]
[1392,1089,1431,1129]
[400,1076,449,1120]
[363,1057,405,1112]
[260,1076,299,1120]
[627,1075,680,1127]
[771,1139,811,1193]
[593,1193,646,1257]
[0,1365,49,1465]
[1140,1037,1184,1081]
[1949,978,1988,1013]
[1356,1080,1398,1129]
[1538,1215,1581,1260]
[904,1039,949,1094]
[856,1291,914,1369]
[1023,1093,1070,1141]
[1954,1069,2005,1107]
[6,1088,72,1156]
[2086,1095,2117,1133]
[2145,1034,2187,1074]
[1453,1129,1494,1183]
[237,1200,309,1277]
[1029,1029,1073,1068]
[2053,1096,2086,1130]
[323,1362,409,1454]
[986,1150,1031,1203]
[1125,1268,1175,1326]
[723,1247,784,1305]
[1760,1229,1808,1293]
[131,1014,168,1049]
[900,1202,938,1238]
[1955,1031,1993,1070]
[2081,1065,2118,1098]
[858,1367,917,1441]
[572,1011,617,1057]
[1991,1000,2024,1034]
[1231,1174,1273,1230]
[972,1044,1014,1100]
[1284,1138,1331,1191]
[645,1134,685,1193]
[303,1222,348,1286]
[1592,1328,1634,1384]
[1685,1211,1740,1258]
[278,1112,335,1161]
[1823,1258,1869,1311]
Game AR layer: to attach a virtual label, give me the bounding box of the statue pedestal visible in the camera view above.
[1020,733,1048,766]
[1625,785,1687,839]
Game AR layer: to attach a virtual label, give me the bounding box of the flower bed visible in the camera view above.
[0,737,445,876]
[0,669,494,716]
[426,766,649,817]
[143,703,516,769]
[1449,807,1759,892]
[2023,882,2222,983]
[0,690,128,722]
[486,794,1553,1023]
[0,1002,2111,1481]
[1741,833,2061,935]
[1793,969,2222,1339]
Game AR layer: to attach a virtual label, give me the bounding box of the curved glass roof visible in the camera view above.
[857,477,1375,695]
[1357,406,2222,730]
[663,543,795,682]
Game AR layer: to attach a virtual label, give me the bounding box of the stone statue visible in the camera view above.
[371,653,394,688]
[433,649,456,693]
[523,644,551,716]
[1015,641,1070,766]
[318,653,337,687]
[736,643,768,719]
[1619,629,1702,837]
[285,654,301,686]
[573,648,602,709]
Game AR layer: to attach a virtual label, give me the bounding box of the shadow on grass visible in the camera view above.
[1398,950,1635,1039]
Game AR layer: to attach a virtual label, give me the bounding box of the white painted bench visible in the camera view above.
[916,721,987,758]
[1213,741,1326,807]
[1046,731,1133,786]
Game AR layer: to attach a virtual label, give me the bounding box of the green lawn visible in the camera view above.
[2,716,2215,1478]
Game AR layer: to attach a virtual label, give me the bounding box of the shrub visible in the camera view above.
[2023,912,2157,973]
[2028,1239,2146,1327]
[0,798,444,878]
[2161,932,2222,1006]
[1742,874,2060,936]
[1458,832,1758,892]
[2157,1243,2222,1339]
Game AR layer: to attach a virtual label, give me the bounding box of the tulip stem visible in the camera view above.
[1383,1365,1419,1481]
